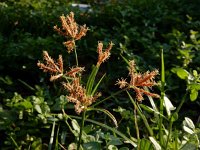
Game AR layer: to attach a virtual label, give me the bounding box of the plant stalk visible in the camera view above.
[159,49,165,145]
[165,91,188,148]
[127,91,154,137]
[77,110,86,150]
[134,108,140,140]
[73,40,79,66]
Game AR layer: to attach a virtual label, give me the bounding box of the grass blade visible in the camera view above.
[91,73,106,96]
[86,65,99,95]
[87,107,118,127]
[48,120,56,150]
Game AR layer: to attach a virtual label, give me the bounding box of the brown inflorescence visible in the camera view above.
[116,60,160,101]
[62,75,101,114]
[38,12,113,114]
[97,41,114,66]
[37,51,64,81]
[53,12,89,53]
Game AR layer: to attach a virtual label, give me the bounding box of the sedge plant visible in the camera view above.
[37,12,136,149]
[37,12,199,150]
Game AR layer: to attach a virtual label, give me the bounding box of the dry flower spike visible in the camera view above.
[97,41,114,66]
[62,77,101,114]
[116,60,160,101]
[37,51,64,81]
[54,12,89,53]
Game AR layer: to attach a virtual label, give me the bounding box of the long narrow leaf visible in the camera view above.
[87,108,118,127]
[120,54,130,66]
[149,137,161,150]
[48,121,56,150]
[55,124,60,150]
[86,65,99,95]
[144,87,158,112]
[91,73,106,96]
[139,104,168,120]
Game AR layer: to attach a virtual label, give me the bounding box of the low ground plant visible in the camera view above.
[1,8,200,150]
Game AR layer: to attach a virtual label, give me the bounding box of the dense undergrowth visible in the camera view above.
[0,0,200,149]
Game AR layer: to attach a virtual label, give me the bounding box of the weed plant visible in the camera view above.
[1,1,200,149]
[37,12,200,149]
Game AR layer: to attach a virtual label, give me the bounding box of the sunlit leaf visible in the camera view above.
[149,137,161,150]
[35,105,42,114]
[171,68,189,80]
[190,89,198,101]
[163,95,176,117]
[183,126,194,134]
[184,117,195,129]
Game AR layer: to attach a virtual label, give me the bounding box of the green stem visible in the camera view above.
[159,49,165,145]
[71,39,78,67]
[165,118,173,149]
[134,108,140,140]
[77,110,86,150]
[10,134,20,149]
[175,91,188,114]
[165,90,188,148]
[74,41,79,66]
[127,91,154,137]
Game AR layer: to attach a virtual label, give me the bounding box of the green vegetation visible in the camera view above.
[0,0,200,149]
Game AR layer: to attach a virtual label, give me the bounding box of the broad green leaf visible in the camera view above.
[108,136,123,146]
[31,138,42,150]
[193,70,198,77]
[171,68,189,80]
[190,89,198,101]
[14,101,33,109]
[171,112,179,122]
[188,83,200,90]
[83,142,101,150]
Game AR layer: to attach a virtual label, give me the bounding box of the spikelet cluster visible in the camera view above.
[37,12,113,114]
[97,41,113,66]
[37,51,63,81]
[37,53,100,114]
[62,67,101,114]
[116,60,160,101]
[54,12,89,53]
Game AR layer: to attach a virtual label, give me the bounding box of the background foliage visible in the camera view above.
[0,0,200,149]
